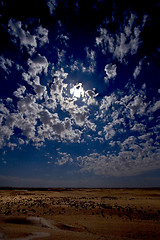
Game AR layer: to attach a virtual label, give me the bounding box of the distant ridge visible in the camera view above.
[0,187,160,191]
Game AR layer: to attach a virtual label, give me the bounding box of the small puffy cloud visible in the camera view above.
[99,94,117,119]
[127,95,147,117]
[36,26,49,47]
[124,13,137,36]
[37,114,82,143]
[133,58,146,79]
[5,114,17,128]
[0,103,10,117]
[33,84,46,99]
[27,54,48,77]
[17,95,41,116]
[121,135,136,150]
[131,123,146,132]
[85,47,97,73]
[151,100,160,113]
[8,19,37,55]
[0,125,13,148]
[103,124,116,140]
[77,137,160,176]
[72,110,88,127]
[104,63,117,83]
[70,58,96,74]
[8,19,49,55]
[22,123,36,139]
[7,142,17,151]
[57,49,66,66]
[70,60,80,71]
[13,85,26,98]
[96,13,147,62]
[47,0,58,15]
[0,56,13,74]
[57,34,69,48]
[39,109,53,125]
[85,89,98,105]
[55,152,73,166]
[50,69,68,102]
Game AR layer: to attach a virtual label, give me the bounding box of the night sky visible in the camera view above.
[0,0,160,188]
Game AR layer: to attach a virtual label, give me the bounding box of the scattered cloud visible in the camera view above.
[77,139,160,176]
[96,13,148,62]
[47,0,58,15]
[133,60,143,79]
[104,63,117,83]
[27,54,48,77]
[8,19,37,55]
[36,25,49,47]
[0,56,13,74]
[151,100,160,113]
[0,1,159,185]
[55,152,73,165]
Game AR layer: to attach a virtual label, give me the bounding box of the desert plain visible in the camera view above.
[0,188,160,240]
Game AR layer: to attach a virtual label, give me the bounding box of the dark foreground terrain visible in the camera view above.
[0,188,160,239]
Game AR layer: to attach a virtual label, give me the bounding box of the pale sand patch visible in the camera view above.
[11,231,50,240]
[4,216,55,229]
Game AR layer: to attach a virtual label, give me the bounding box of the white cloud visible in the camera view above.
[47,0,58,15]
[55,152,73,166]
[124,13,137,36]
[85,47,97,73]
[39,109,53,125]
[8,19,37,55]
[104,63,117,83]
[72,108,88,127]
[127,95,147,117]
[7,142,17,151]
[57,49,66,66]
[57,34,69,48]
[27,54,48,77]
[70,58,96,74]
[99,94,117,119]
[13,85,26,98]
[0,125,13,145]
[0,104,14,148]
[36,114,82,143]
[96,13,147,62]
[5,114,17,128]
[17,95,41,115]
[151,100,160,113]
[133,58,146,79]
[0,103,10,116]
[131,123,146,132]
[33,83,46,100]
[103,124,116,140]
[84,89,98,105]
[0,56,13,74]
[70,60,80,71]
[36,25,49,47]
[77,138,160,176]
[8,19,49,55]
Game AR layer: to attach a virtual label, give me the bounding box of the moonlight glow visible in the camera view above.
[70,83,85,98]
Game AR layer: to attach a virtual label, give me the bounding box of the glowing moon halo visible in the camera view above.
[70,83,85,98]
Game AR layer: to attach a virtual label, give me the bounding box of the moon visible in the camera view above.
[70,83,85,98]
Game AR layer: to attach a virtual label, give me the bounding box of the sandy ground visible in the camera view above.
[0,188,160,239]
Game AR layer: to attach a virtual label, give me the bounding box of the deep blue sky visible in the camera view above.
[0,0,160,187]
